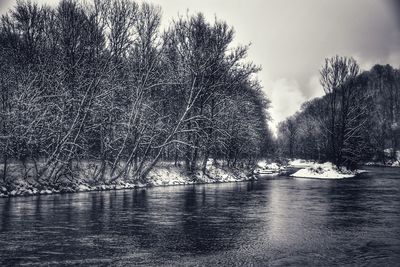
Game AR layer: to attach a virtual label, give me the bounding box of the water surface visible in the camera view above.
[1,167,399,266]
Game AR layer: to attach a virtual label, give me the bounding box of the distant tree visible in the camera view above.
[295,99,326,160]
[319,56,361,167]
[276,57,397,168]
[369,65,400,161]
[277,115,299,159]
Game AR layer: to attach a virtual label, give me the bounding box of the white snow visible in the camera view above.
[254,160,284,176]
[40,189,53,195]
[147,167,189,186]
[147,164,249,186]
[265,163,281,170]
[291,162,357,179]
[288,159,316,168]
[257,161,282,170]
[78,184,91,192]
[257,161,268,169]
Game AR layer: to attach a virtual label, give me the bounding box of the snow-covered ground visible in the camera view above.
[0,161,253,198]
[291,162,358,179]
[254,161,284,175]
[367,149,400,167]
[146,163,248,186]
[288,159,316,168]
[392,161,400,167]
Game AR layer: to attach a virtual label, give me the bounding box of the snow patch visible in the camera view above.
[147,164,250,186]
[254,160,284,176]
[291,162,357,179]
[288,159,316,168]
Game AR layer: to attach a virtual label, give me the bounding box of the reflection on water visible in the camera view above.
[0,167,400,266]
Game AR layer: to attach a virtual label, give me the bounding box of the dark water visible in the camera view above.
[1,167,400,266]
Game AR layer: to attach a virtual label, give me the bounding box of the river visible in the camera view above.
[0,167,399,266]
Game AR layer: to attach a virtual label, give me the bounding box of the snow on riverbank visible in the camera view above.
[291,162,357,179]
[254,159,367,179]
[288,159,316,168]
[0,163,253,198]
[364,149,400,167]
[254,161,284,175]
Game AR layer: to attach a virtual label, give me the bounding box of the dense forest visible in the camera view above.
[1,0,398,190]
[277,56,400,168]
[0,0,273,186]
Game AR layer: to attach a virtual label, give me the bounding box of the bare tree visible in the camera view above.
[320,56,360,166]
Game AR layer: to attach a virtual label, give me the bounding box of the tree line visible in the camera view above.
[277,56,400,168]
[0,0,273,185]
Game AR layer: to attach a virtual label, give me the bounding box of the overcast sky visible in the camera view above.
[1,0,399,133]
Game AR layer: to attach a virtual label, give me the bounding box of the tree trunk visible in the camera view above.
[2,157,7,184]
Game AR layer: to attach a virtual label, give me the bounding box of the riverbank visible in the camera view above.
[254,159,364,179]
[290,162,359,179]
[0,162,254,198]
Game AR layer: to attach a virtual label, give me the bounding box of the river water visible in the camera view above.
[0,167,399,266]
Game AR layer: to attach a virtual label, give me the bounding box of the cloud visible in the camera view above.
[0,0,60,15]
[307,75,324,99]
[388,51,400,68]
[0,0,11,13]
[264,78,306,134]
[263,74,325,135]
